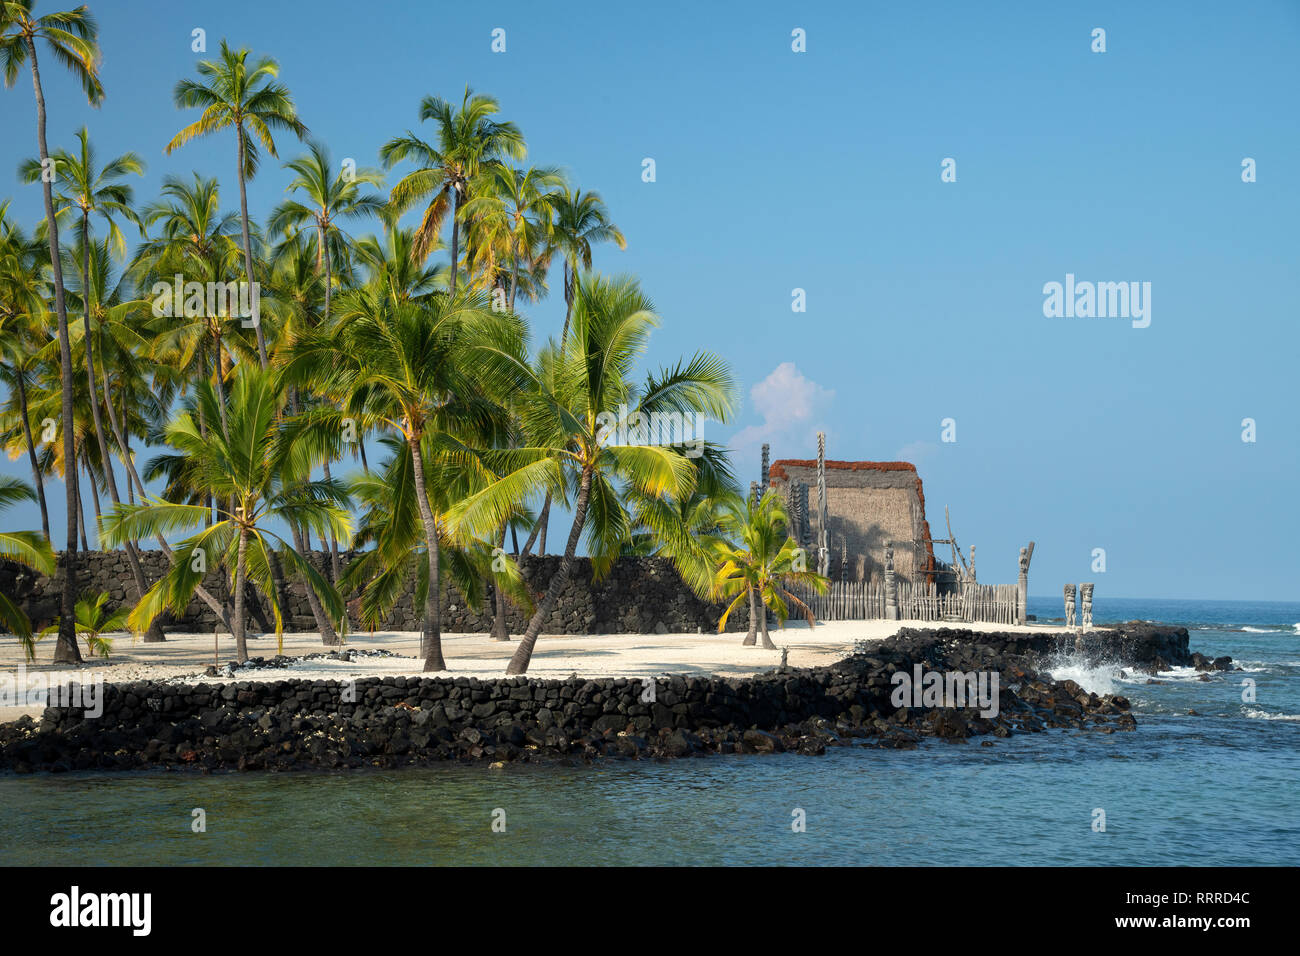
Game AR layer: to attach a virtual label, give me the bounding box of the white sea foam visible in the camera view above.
[1156,665,1204,680]
[1242,707,1300,722]
[1043,648,1123,696]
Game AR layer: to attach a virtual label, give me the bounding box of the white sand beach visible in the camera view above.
[0,619,1067,722]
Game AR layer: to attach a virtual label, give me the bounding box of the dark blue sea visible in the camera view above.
[2,597,1297,865]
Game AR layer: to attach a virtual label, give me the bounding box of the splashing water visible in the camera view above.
[1040,646,1124,696]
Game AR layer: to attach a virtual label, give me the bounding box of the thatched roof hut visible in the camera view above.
[767,459,936,583]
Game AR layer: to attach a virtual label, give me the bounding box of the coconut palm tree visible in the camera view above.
[19,128,142,509]
[710,489,829,649]
[462,164,563,309]
[0,474,55,658]
[548,187,625,344]
[19,130,158,634]
[268,139,384,326]
[38,589,125,658]
[450,273,737,675]
[526,186,625,554]
[165,38,307,368]
[133,173,250,427]
[101,364,349,662]
[281,286,527,671]
[380,87,525,295]
[351,225,446,306]
[1,0,105,665]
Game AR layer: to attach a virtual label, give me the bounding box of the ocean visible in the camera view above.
[2,597,1297,866]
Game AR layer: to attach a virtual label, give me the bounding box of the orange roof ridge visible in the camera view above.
[767,459,918,481]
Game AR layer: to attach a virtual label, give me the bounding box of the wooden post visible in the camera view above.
[1017,542,1034,625]
[815,432,828,577]
[799,483,812,551]
[885,545,899,620]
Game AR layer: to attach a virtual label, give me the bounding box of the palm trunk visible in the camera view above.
[14,371,51,542]
[120,391,133,504]
[282,387,339,645]
[559,261,575,343]
[28,40,81,665]
[742,586,758,646]
[80,214,118,505]
[322,460,343,582]
[534,263,576,557]
[211,332,230,438]
[536,497,550,556]
[520,491,547,558]
[408,432,445,671]
[448,189,462,298]
[76,457,89,553]
[94,363,164,640]
[491,525,509,641]
[507,465,592,676]
[233,526,250,662]
[235,123,269,369]
[321,458,348,637]
[322,222,333,325]
[85,449,103,539]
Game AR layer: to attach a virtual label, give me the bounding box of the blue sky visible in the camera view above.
[1,0,1297,600]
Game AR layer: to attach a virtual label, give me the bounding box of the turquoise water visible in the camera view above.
[2,597,1298,866]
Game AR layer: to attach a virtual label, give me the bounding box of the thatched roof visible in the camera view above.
[768,459,936,583]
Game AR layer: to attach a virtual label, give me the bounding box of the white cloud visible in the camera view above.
[729,362,834,452]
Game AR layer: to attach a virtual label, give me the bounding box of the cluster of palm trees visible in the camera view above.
[1,1,825,675]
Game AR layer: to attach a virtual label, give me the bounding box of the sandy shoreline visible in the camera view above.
[0,619,1069,722]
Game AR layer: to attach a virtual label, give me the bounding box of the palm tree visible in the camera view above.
[548,187,625,344]
[20,128,158,635]
[133,173,249,425]
[380,87,525,296]
[281,286,527,671]
[351,225,446,306]
[710,489,829,649]
[1,0,104,664]
[101,364,349,662]
[450,273,737,675]
[0,474,55,659]
[526,186,624,554]
[268,139,384,326]
[165,38,307,368]
[38,589,125,658]
[19,127,142,506]
[462,164,563,309]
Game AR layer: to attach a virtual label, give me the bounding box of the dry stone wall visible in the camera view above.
[0,551,752,635]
